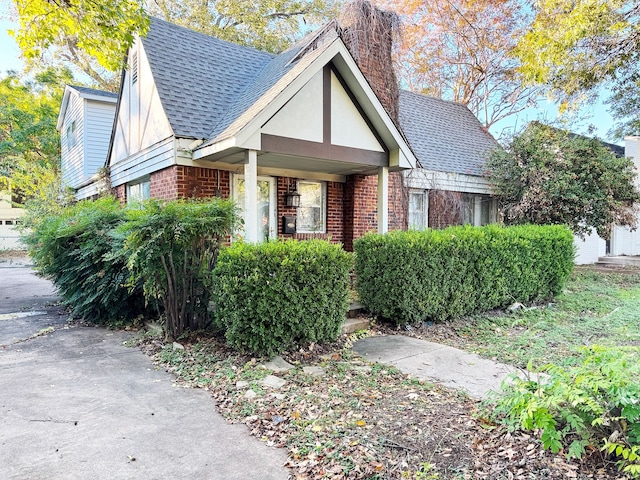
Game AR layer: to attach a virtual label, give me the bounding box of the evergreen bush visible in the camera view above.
[121,198,239,340]
[23,197,146,325]
[354,224,574,325]
[212,240,353,356]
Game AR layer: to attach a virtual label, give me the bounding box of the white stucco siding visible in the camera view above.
[60,93,85,189]
[330,71,384,152]
[84,100,116,178]
[262,70,323,142]
[110,137,175,187]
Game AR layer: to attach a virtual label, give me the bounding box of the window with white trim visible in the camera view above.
[66,121,77,150]
[127,176,150,204]
[408,190,428,229]
[462,193,496,226]
[297,181,326,233]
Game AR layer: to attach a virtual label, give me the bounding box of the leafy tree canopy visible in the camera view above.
[148,0,338,54]
[0,68,71,207]
[515,0,640,137]
[11,0,149,77]
[486,121,640,238]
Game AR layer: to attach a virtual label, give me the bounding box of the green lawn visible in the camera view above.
[454,266,640,368]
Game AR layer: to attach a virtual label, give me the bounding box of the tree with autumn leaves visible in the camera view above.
[381,0,539,129]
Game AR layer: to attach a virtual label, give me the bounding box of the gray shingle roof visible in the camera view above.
[142,18,274,139]
[70,85,118,99]
[399,90,498,176]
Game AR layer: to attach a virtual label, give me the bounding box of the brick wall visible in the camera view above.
[343,172,407,250]
[149,166,230,200]
[114,184,126,203]
[276,176,344,243]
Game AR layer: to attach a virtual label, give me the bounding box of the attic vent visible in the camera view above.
[131,51,138,84]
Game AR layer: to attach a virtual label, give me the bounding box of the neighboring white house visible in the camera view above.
[56,85,118,197]
[574,136,640,264]
[0,192,24,250]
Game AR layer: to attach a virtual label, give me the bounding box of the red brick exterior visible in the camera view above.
[276,177,344,243]
[114,184,126,203]
[139,166,406,251]
[149,166,230,201]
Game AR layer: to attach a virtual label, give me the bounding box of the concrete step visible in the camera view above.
[596,256,640,267]
[341,316,370,335]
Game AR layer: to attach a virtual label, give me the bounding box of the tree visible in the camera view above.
[515,0,640,136]
[10,0,336,88]
[10,0,148,89]
[147,0,337,54]
[381,0,539,128]
[486,122,640,238]
[0,68,70,209]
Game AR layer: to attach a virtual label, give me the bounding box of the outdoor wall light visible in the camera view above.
[284,181,301,207]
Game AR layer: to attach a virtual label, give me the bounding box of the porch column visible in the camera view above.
[244,149,258,243]
[377,166,389,234]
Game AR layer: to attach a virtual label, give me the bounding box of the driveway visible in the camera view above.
[0,258,289,480]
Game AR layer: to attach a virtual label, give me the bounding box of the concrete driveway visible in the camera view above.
[0,258,289,479]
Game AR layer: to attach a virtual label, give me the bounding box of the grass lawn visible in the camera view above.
[134,265,639,479]
[421,266,640,369]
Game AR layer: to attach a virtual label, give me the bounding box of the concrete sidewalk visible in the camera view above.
[353,335,519,399]
[0,262,288,480]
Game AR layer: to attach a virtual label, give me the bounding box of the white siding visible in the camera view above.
[110,137,175,187]
[84,100,116,177]
[405,169,492,194]
[574,232,606,265]
[60,92,85,189]
[110,39,172,167]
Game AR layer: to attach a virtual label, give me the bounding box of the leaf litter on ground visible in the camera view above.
[135,329,626,479]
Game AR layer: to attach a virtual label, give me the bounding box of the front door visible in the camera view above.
[233,175,276,243]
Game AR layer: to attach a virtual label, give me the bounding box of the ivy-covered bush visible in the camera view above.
[354,224,574,325]
[490,346,640,477]
[23,197,145,325]
[120,198,239,340]
[212,240,353,356]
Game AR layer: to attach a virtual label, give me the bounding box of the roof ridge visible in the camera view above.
[400,89,468,109]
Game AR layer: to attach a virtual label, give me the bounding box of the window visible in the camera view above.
[297,181,326,233]
[127,177,150,204]
[66,121,76,150]
[462,194,496,226]
[409,190,428,229]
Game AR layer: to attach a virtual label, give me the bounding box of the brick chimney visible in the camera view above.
[338,0,400,124]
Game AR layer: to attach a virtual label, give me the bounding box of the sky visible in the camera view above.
[0,2,621,144]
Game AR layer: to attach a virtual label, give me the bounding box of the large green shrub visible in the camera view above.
[490,346,640,477]
[212,240,353,356]
[354,224,574,325]
[121,198,239,340]
[23,197,146,325]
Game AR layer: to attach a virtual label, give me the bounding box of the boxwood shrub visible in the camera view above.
[354,224,574,325]
[212,239,353,356]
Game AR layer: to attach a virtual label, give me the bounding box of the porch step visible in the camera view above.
[341,316,371,335]
[347,301,363,318]
[595,256,640,268]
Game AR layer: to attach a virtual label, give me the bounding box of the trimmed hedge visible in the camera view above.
[212,240,353,356]
[23,197,146,325]
[354,224,575,325]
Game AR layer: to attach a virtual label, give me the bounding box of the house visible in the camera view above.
[56,85,118,195]
[575,136,640,264]
[0,192,24,250]
[59,15,498,249]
